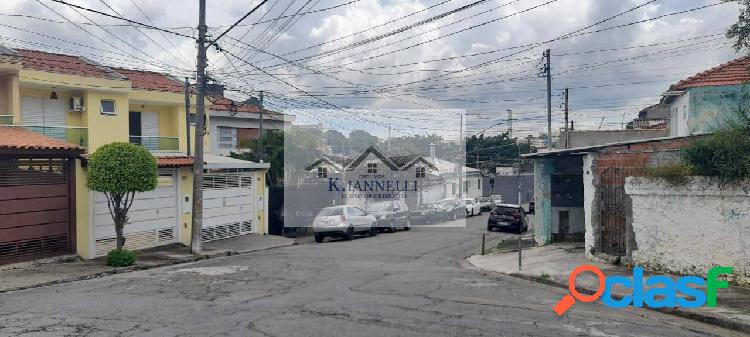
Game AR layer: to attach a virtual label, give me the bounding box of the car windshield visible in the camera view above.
[318,207,343,216]
[491,196,502,201]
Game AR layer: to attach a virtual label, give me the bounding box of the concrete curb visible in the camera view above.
[0,241,295,295]
[499,271,750,334]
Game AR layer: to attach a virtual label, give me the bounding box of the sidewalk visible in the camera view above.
[468,244,750,334]
[0,234,295,294]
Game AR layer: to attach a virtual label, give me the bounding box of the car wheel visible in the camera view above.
[452,212,457,220]
[314,234,324,243]
[344,227,355,240]
[369,225,378,236]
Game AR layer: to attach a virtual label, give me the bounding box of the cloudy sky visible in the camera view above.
[0,0,742,139]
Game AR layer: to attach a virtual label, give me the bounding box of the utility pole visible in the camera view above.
[543,49,552,149]
[258,90,264,163]
[190,0,208,255]
[184,77,191,156]
[507,109,512,139]
[458,113,463,199]
[563,88,569,131]
[563,88,569,149]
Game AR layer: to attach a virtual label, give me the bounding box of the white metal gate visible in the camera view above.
[201,172,256,242]
[92,170,178,256]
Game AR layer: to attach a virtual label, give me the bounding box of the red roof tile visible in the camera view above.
[155,156,193,168]
[17,49,125,80]
[670,56,750,91]
[115,68,185,93]
[80,154,193,168]
[0,126,84,153]
[209,96,261,113]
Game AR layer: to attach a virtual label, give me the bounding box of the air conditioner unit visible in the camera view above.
[70,96,82,112]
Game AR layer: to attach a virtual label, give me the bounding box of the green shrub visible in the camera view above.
[643,164,694,185]
[682,128,750,184]
[106,249,138,267]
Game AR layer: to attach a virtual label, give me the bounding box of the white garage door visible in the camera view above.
[201,173,256,242]
[92,170,178,256]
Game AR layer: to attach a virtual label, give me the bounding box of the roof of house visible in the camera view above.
[154,155,194,168]
[208,96,283,116]
[79,153,193,168]
[114,68,184,93]
[0,126,84,154]
[522,134,704,159]
[670,56,750,91]
[17,49,126,80]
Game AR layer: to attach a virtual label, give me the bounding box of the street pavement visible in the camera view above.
[0,215,744,337]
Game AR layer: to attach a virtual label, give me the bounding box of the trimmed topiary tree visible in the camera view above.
[88,142,158,253]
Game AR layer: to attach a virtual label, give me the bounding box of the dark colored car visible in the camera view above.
[438,198,465,221]
[367,199,410,232]
[487,204,528,233]
[409,203,442,225]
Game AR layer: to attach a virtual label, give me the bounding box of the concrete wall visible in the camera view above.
[582,153,597,258]
[558,129,669,148]
[687,85,746,135]
[533,158,553,244]
[626,177,750,286]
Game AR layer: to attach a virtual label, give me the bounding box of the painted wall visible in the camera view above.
[668,91,690,137]
[533,158,553,245]
[482,175,534,204]
[625,177,750,286]
[688,85,749,134]
[256,171,267,234]
[74,161,92,259]
[83,91,129,152]
[559,129,669,148]
[178,166,193,245]
[582,153,597,259]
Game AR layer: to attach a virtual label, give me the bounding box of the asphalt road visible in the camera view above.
[0,215,743,337]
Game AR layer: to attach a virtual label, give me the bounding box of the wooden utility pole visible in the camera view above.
[191,0,208,254]
[543,49,552,149]
[563,88,569,149]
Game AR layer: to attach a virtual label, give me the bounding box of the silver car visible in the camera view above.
[313,205,377,243]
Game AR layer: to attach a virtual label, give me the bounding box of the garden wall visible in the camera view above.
[625,176,750,285]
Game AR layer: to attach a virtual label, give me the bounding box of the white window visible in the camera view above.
[415,166,426,178]
[100,100,116,115]
[218,127,236,148]
[317,167,328,178]
[367,163,377,174]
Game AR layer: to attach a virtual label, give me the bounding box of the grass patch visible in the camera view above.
[643,164,694,185]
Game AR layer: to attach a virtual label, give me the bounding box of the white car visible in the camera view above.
[490,194,504,207]
[463,198,482,216]
[313,205,377,243]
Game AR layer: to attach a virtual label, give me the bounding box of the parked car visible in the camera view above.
[477,197,494,211]
[438,198,465,220]
[366,199,410,232]
[313,205,377,242]
[487,203,528,233]
[490,194,504,207]
[409,203,442,225]
[463,198,482,216]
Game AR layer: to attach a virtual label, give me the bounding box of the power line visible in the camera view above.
[210,0,271,47]
[45,0,194,39]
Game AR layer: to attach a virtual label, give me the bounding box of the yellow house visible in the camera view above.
[0,46,269,262]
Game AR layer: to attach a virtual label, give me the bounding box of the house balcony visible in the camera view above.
[23,125,88,148]
[129,135,179,152]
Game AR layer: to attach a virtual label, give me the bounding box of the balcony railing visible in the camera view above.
[23,125,88,148]
[130,136,179,151]
[0,115,13,125]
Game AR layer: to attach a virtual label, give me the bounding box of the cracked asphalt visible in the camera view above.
[0,215,744,337]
